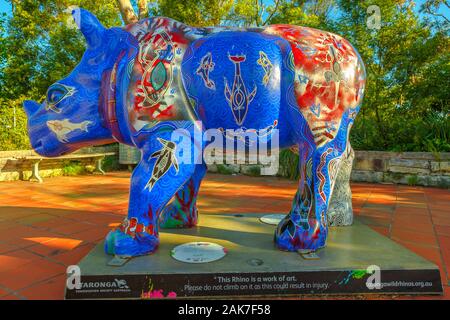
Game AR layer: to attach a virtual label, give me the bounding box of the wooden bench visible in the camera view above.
[14,152,116,183]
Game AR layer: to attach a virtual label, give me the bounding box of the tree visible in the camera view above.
[420,0,450,24]
[153,0,234,26]
[332,0,449,151]
[117,0,150,24]
[270,0,336,29]
[0,0,121,150]
[0,1,448,152]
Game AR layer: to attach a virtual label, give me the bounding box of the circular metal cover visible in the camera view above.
[171,242,227,264]
[259,214,286,225]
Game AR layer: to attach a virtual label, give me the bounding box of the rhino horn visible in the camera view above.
[72,8,106,49]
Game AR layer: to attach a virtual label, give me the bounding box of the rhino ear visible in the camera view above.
[72,8,106,49]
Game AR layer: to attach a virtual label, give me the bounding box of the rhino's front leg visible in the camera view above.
[105,123,199,257]
[159,162,207,229]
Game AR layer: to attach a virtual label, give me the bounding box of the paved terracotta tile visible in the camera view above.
[0,250,43,273]
[18,274,66,300]
[444,285,450,299]
[0,227,65,248]
[430,209,450,216]
[391,227,438,247]
[15,214,58,226]
[0,259,66,291]
[436,225,450,237]
[0,242,19,254]
[31,217,74,229]
[70,226,112,244]
[0,172,448,299]
[49,221,97,235]
[1,294,23,300]
[432,216,450,227]
[27,238,84,258]
[392,215,434,232]
[394,207,429,216]
[52,243,96,266]
[359,207,393,219]
[392,239,447,285]
[0,287,8,297]
[438,235,450,282]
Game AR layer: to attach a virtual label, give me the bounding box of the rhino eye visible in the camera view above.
[45,83,75,112]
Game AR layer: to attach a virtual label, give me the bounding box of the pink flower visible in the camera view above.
[150,289,164,298]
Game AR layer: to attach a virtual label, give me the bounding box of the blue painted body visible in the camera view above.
[23,9,365,257]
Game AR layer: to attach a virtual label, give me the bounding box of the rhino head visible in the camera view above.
[23,9,136,157]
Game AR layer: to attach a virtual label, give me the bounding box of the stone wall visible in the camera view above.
[0,144,119,182]
[351,151,449,188]
[207,151,450,188]
[2,145,448,188]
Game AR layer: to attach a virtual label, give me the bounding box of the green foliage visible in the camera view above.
[154,0,234,26]
[62,160,86,176]
[0,98,30,150]
[437,178,449,189]
[278,149,300,180]
[216,164,234,175]
[407,174,418,186]
[102,155,121,172]
[270,0,336,29]
[243,165,261,176]
[0,0,448,155]
[0,0,121,102]
[0,1,121,150]
[332,0,449,152]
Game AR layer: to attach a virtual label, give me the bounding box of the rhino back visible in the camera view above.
[181,31,290,132]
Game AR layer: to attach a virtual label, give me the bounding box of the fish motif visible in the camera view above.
[145,138,179,191]
[224,55,257,126]
[47,119,92,143]
[196,52,215,89]
[256,51,273,86]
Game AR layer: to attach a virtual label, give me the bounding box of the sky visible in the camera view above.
[0,0,8,16]
[0,0,449,20]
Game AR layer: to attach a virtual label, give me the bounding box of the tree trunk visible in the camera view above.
[137,0,149,20]
[116,0,138,25]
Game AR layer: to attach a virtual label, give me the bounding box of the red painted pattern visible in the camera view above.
[264,25,366,146]
[317,148,333,202]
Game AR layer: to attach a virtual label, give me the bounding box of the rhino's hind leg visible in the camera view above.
[105,123,199,257]
[327,145,354,227]
[275,142,345,252]
[159,163,207,229]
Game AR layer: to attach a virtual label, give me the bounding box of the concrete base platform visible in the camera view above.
[65,214,443,299]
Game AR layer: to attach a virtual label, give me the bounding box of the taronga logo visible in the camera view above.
[80,278,130,290]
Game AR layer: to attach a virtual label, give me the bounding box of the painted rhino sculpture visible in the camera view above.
[23,9,365,257]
